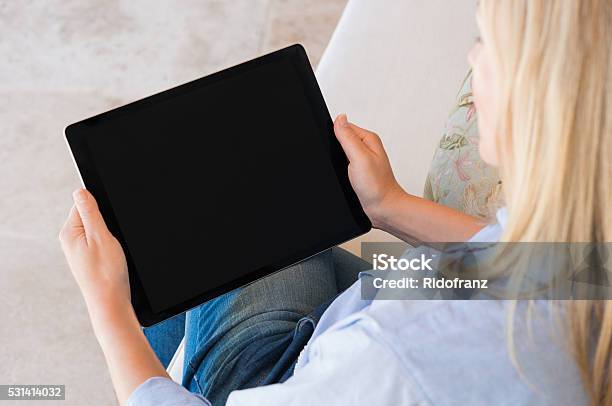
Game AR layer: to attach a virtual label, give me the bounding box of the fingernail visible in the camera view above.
[337,114,349,128]
[73,189,87,204]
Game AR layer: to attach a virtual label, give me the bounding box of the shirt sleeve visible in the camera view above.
[126,377,211,406]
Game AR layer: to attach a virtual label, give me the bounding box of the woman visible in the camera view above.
[59,0,611,404]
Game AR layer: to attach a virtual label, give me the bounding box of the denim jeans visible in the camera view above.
[144,247,370,405]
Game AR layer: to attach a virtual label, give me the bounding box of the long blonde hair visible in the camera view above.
[479,0,612,404]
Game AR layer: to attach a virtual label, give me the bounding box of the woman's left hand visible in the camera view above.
[59,188,131,320]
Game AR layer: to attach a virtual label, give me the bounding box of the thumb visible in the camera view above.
[72,188,108,241]
[59,205,85,247]
[346,122,386,156]
[334,114,369,162]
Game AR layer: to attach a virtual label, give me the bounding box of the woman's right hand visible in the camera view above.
[59,189,132,323]
[333,114,406,229]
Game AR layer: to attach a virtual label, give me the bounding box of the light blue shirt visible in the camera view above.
[128,208,586,405]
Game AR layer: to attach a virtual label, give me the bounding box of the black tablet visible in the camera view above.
[65,44,371,326]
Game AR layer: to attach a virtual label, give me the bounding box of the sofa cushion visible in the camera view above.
[423,70,503,220]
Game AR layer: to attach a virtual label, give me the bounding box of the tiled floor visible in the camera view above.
[0,1,346,404]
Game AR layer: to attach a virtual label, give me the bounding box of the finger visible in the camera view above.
[59,205,85,246]
[72,188,108,241]
[334,114,369,162]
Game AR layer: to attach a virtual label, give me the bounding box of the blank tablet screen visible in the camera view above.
[68,46,369,317]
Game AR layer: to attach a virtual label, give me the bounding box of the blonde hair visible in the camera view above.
[478,0,612,404]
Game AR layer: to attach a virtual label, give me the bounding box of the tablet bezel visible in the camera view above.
[64,44,372,327]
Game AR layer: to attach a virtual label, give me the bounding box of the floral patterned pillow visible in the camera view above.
[423,70,503,220]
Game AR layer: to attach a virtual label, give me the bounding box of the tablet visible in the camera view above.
[65,44,371,326]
